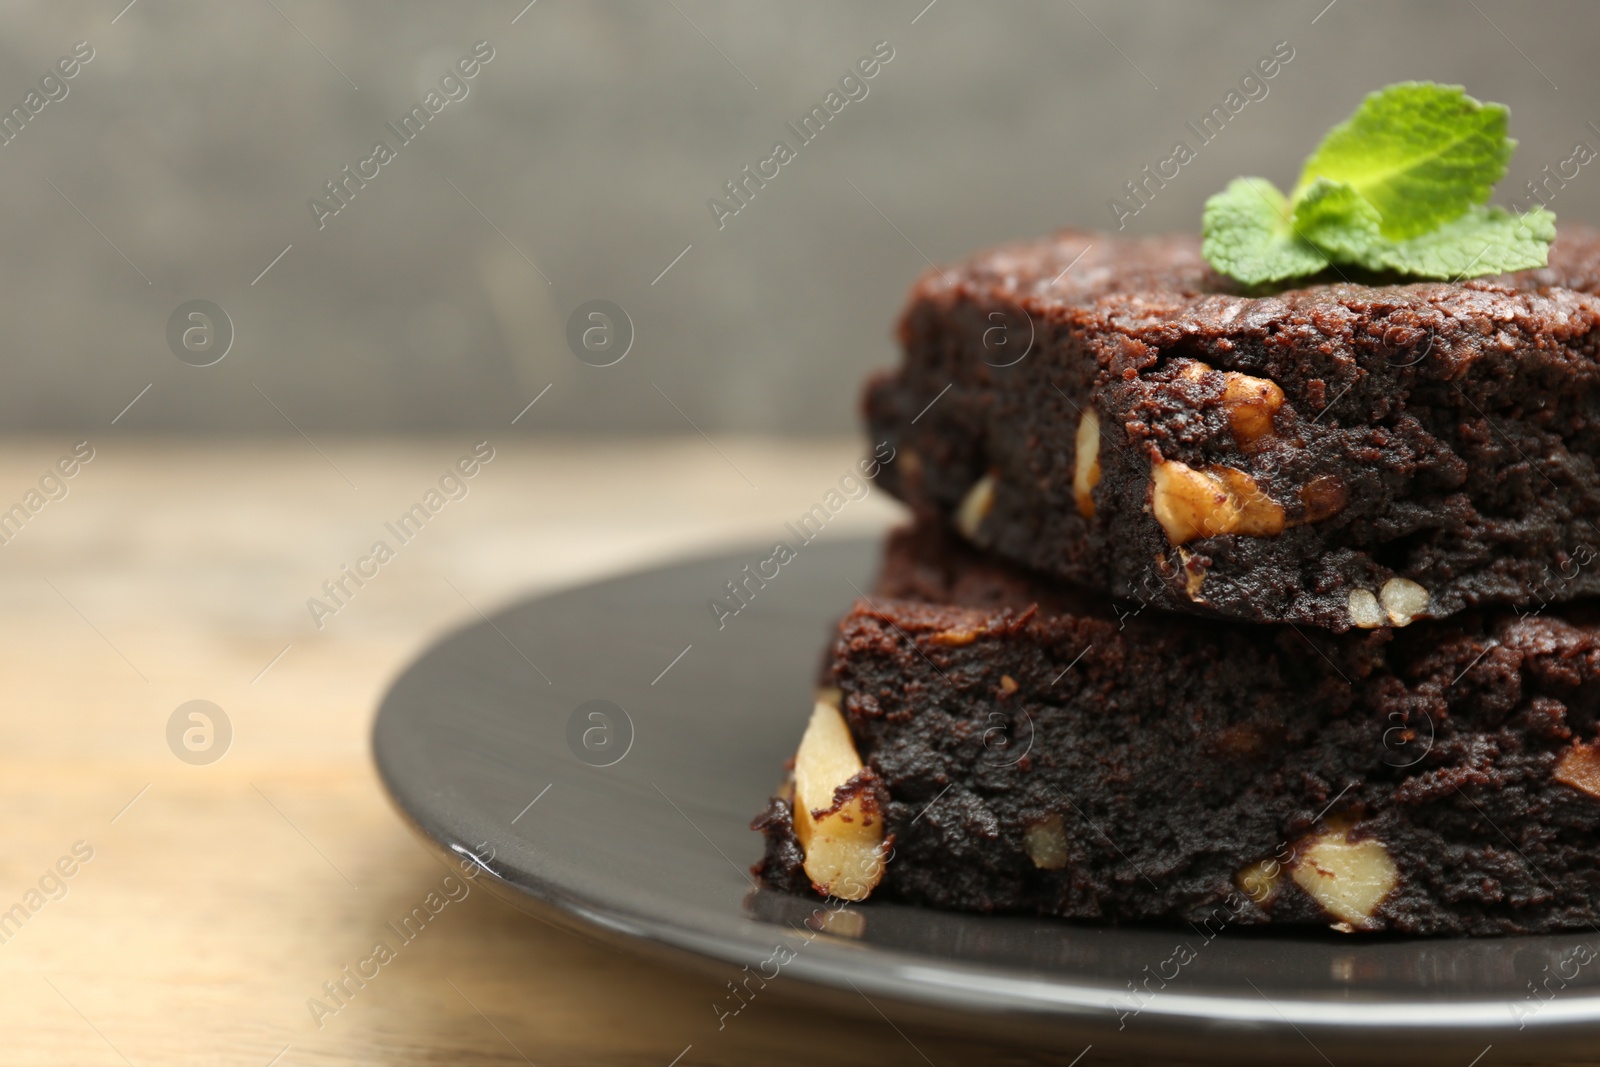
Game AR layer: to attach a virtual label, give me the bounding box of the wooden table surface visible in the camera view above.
[0,437,1579,1067]
[0,436,1090,1067]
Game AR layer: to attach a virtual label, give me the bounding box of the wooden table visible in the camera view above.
[0,437,1080,1067]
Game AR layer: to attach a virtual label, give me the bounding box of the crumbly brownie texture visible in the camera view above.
[753,525,1600,936]
[867,227,1600,631]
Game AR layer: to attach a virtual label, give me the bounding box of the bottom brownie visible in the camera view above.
[753,523,1600,936]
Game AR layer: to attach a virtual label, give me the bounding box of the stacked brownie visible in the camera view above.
[756,227,1600,935]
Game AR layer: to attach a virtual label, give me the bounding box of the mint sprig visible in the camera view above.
[1202,82,1555,285]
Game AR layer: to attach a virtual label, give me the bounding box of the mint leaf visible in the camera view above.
[1291,177,1382,261]
[1199,81,1553,284]
[1202,178,1329,286]
[1294,82,1513,241]
[1355,205,1556,277]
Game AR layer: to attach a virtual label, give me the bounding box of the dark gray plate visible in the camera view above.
[373,538,1600,1064]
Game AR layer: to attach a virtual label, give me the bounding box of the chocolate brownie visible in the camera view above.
[867,227,1600,631]
[754,523,1600,936]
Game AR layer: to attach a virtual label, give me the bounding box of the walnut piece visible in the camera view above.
[1555,741,1600,799]
[793,692,886,901]
[1235,858,1282,905]
[1073,410,1102,519]
[955,473,995,541]
[1213,467,1284,535]
[1380,578,1430,627]
[1347,589,1384,629]
[1150,461,1224,544]
[1291,825,1398,930]
[1023,814,1069,870]
[1149,459,1284,545]
[1220,371,1285,446]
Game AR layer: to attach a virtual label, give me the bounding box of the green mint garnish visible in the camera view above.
[1201,82,1555,285]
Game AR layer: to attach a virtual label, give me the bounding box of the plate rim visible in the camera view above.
[371,538,1600,1050]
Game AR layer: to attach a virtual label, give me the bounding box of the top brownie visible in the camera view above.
[868,226,1600,630]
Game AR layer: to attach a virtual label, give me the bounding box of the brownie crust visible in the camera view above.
[754,524,1600,936]
[868,228,1600,631]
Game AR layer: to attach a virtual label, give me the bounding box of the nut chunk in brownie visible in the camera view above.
[867,227,1600,630]
[753,524,1600,936]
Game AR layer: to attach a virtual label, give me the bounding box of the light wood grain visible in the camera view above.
[0,437,1056,1067]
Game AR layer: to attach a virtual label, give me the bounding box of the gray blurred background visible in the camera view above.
[3,0,1595,435]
